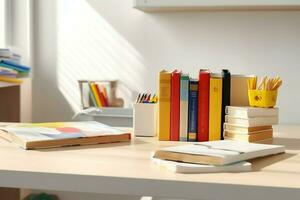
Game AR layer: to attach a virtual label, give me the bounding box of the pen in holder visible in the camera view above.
[133,103,157,137]
[247,76,282,108]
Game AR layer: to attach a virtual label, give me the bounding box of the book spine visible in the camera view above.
[198,70,210,142]
[188,80,198,142]
[221,69,231,140]
[179,75,189,141]
[88,82,98,107]
[95,84,105,107]
[209,76,223,141]
[0,63,28,73]
[158,71,172,141]
[91,82,102,107]
[1,60,30,71]
[170,71,181,141]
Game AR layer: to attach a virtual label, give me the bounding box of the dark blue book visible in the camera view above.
[188,79,198,142]
[0,60,30,72]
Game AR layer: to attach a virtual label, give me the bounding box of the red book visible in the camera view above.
[198,69,210,141]
[95,84,106,107]
[170,70,181,141]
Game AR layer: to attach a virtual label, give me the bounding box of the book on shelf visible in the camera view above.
[225,115,279,127]
[158,70,172,141]
[224,123,273,134]
[79,80,112,108]
[226,106,279,118]
[221,69,231,139]
[152,158,251,174]
[230,75,255,106]
[153,140,285,165]
[188,79,198,142]
[198,69,210,142]
[0,49,30,83]
[170,70,181,141]
[0,121,131,150]
[179,74,189,141]
[224,129,273,142]
[209,74,223,141]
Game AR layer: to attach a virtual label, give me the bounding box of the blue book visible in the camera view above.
[179,74,189,141]
[188,79,198,142]
[0,60,30,72]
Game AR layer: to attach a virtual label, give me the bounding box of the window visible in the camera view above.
[0,0,7,48]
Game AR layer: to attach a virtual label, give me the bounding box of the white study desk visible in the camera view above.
[0,125,299,200]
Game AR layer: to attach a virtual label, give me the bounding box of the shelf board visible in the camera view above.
[134,0,300,12]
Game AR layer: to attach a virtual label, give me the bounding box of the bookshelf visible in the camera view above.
[134,0,300,12]
[0,78,31,122]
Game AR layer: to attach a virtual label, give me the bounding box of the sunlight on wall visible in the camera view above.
[57,0,147,112]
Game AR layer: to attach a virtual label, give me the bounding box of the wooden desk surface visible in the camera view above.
[0,125,299,200]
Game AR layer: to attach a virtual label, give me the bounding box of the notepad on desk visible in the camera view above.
[153,140,285,166]
[0,121,131,150]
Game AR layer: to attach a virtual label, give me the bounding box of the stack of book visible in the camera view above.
[0,49,30,83]
[224,106,279,143]
[153,140,285,173]
[158,69,254,142]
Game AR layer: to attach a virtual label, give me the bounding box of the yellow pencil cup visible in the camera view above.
[248,90,278,108]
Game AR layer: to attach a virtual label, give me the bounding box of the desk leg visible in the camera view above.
[0,187,20,200]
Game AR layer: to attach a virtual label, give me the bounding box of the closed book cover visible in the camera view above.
[154,140,285,166]
[224,123,272,134]
[224,129,273,142]
[0,60,30,72]
[170,70,181,141]
[230,75,255,106]
[198,69,210,142]
[90,82,102,107]
[179,74,189,141]
[209,74,223,141]
[225,106,279,118]
[225,115,279,127]
[152,158,251,174]
[88,82,97,107]
[95,84,107,107]
[158,70,172,141]
[221,69,231,140]
[188,79,198,142]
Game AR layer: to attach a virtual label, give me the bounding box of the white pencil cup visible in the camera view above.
[133,103,157,137]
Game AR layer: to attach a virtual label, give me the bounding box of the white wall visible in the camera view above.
[10,0,32,122]
[32,0,300,123]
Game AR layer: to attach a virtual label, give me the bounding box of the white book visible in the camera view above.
[153,158,252,174]
[154,140,285,165]
[226,106,279,118]
[225,115,279,127]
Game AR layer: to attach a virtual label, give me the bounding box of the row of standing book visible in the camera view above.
[0,49,31,83]
[157,69,279,142]
[83,81,110,107]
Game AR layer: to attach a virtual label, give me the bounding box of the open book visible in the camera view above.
[154,140,285,165]
[0,121,131,149]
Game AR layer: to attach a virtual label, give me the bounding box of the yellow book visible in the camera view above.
[209,74,223,141]
[90,82,102,107]
[0,76,23,84]
[158,70,171,141]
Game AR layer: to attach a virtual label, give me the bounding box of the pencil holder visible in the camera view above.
[133,103,157,137]
[248,90,278,108]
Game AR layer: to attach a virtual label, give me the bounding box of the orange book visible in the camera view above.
[99,85,109,106]
[90,82,102,107]
[95,84,106,107]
